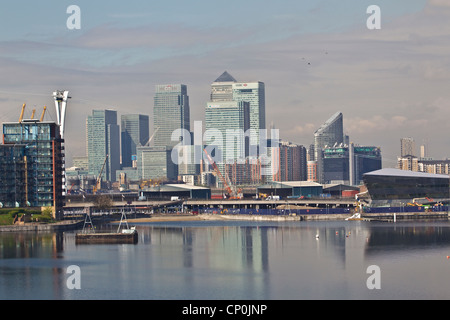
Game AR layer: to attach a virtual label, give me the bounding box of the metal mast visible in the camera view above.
[52,90,71,139]
[52,90,70,200]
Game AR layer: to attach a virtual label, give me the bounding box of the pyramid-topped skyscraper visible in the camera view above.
[210,71,265,146]
[214,71,237,83]
[211,71,237,101]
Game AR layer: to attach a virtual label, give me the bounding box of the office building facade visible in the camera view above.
[210,72,266,147]
[232,81,265,146]
[121,114,149,168]
[323,144,382,185]
[314,112,344,183]
[205,100,250,164]
[1,121,64,216]
[153,84,190,148]
[314,112,344,156]
[210,71,237,101]
[87,109,120,182]
[137,146,177,181]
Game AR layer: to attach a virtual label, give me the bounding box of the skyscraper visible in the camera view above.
[121,114,149,168]
[210,72,266,147]
[314,112,344,152]
[314,112,344,183]
[87,109,120,182]
[205,100,250,164]
[153,84,190,148]
[232,81,265,146]
[210,71,237,101]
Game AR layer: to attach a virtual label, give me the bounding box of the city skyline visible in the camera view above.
[0,1,449,168]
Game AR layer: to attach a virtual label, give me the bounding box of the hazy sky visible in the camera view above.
[0,0,449,167]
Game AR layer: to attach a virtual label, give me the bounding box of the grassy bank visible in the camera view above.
[0,208,54,225]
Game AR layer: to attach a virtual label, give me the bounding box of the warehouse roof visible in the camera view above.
[364,168,449,179]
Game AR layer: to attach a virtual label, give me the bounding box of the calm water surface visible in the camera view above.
[1,219,450,300]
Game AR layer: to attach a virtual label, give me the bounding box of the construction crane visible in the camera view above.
[19,103,26,122]
[93,154,109,194]
[39,106,47,122]
[145,127,159,146]
[203,148,242,199]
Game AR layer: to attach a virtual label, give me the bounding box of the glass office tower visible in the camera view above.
[153,84,190,148]
[314,112,344,183]
[322,145,382,185]
[121,114,149,168]
[136,146,177,181]
[232,81,265,146]
[87,109,120,182]
[205,100,250,164]
[210,72,266,148]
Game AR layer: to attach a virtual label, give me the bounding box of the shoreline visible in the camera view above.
[0,220,84,232]
[120,213,350,222]
[122,211,450,223]
[117,214,205,223]
[2,211,448,231]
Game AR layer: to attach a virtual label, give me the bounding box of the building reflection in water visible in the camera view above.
[136,223,270,299]
[3,220,450,299]
[0,232,65,299]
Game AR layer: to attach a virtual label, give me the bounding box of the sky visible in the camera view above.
[0,0,449,168]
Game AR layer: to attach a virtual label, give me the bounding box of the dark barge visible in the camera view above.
[75,228,138,244]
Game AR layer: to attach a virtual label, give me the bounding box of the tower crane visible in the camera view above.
[93,154,109,194]
[145,127,159,146]
[203,148,242,199]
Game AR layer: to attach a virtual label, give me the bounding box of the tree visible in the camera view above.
[93,195,113,211]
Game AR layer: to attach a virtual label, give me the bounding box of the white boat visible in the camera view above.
[121,226,137,234]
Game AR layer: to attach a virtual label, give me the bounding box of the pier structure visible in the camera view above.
[63,196,356,215]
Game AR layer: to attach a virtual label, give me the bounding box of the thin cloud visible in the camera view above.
[0,0,449,164]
